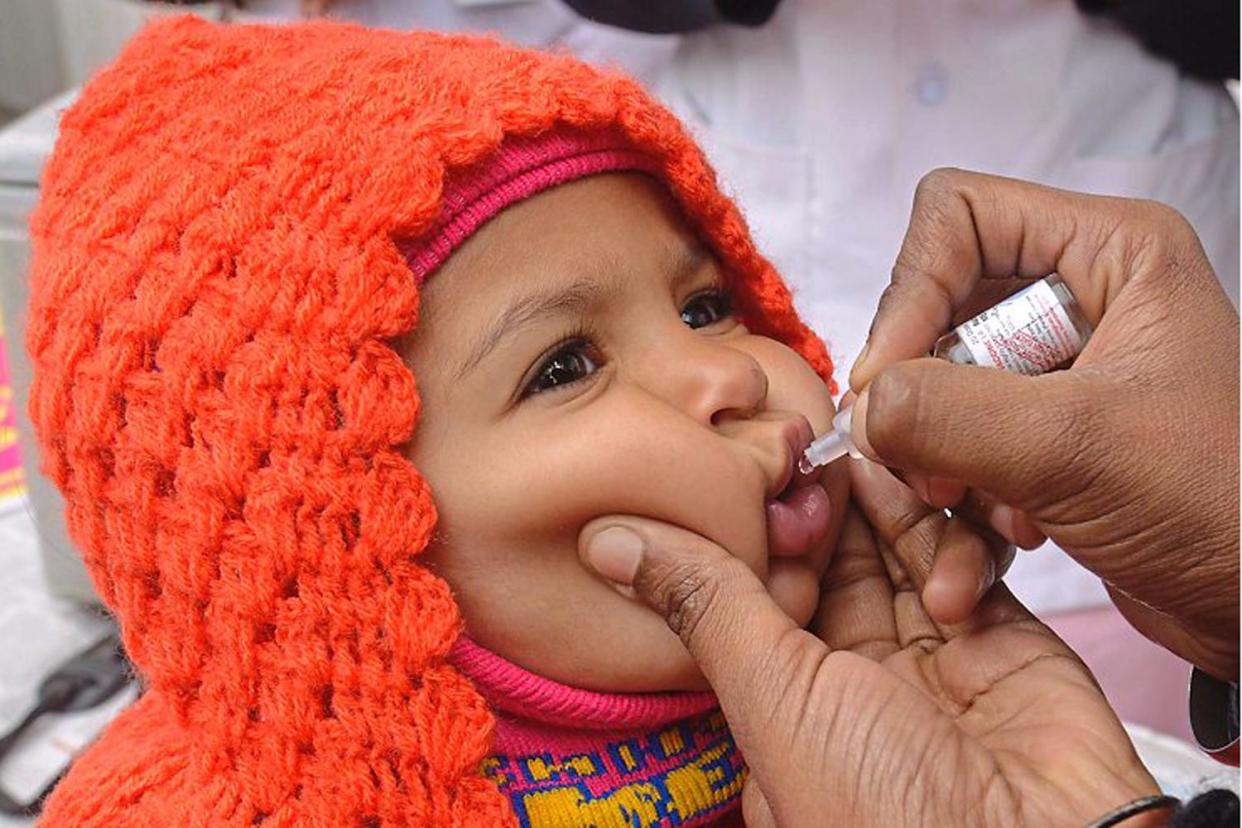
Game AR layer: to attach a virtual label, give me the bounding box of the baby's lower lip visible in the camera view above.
[765,482,832,558]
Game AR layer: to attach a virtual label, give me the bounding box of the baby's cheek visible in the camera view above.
[786,366,836,437]
[741,335,836,434]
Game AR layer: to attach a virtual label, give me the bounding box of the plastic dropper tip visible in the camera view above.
[800,426,852,473]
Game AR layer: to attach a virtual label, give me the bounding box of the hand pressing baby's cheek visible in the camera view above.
[403,174,846,692]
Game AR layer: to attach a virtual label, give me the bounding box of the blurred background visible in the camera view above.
[0,1,1237,823]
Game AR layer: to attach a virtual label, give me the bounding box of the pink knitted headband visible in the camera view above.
[397,129,662,284]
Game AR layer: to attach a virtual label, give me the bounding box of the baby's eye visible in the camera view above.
[524,339,600,397]
[681,290,734,329]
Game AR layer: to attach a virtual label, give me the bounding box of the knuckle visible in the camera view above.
[1135,198,1191,235]
[1081,195,1207,300]
[1125,199,1198,266]
[899,511,947,579]
[892,171,979,319]
[915,167,966,202]
[905,170,964,251]
[657,561,725,647]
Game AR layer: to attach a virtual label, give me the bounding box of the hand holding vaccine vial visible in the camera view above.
[800,274,1094,473]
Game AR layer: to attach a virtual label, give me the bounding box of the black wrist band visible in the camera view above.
[1087,790,1241,828]
[1086,794,1181,827]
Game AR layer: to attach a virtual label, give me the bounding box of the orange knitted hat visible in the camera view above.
[26,16,833,827]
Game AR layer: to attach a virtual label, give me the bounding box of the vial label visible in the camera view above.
[954,279,1086,374]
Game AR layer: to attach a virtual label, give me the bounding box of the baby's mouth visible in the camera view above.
[765,424,833,559]
[766,479,832,558]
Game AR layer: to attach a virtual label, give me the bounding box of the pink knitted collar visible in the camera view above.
[450,638,745,827]
[451,637,719,734]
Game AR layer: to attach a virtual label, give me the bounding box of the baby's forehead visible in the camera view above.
[418,174,717,317]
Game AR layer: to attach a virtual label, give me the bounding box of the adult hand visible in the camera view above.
[579,460,1161,828]
[849,169,1239,681]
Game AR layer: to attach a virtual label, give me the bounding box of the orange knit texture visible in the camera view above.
[26,16,834,827]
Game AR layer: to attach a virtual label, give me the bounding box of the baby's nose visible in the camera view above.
[666,340,768,427]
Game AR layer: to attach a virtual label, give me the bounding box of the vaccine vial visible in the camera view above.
[800,274,1094,472]
[931,274,1094,375]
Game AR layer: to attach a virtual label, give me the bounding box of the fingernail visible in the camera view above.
[849,341,872,388]
[850,387,876,459]
[585,526,644,585]
[908,473,934,505]
[992,504,1018,545]
[976,554,997,601]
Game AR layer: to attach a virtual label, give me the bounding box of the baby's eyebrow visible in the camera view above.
[454,243,712,381]
[455,277,610,380]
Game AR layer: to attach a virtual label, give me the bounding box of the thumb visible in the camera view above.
[851,358,1108,518]
[578,516,825,731]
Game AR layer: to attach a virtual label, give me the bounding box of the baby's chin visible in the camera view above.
[765,557,824,627]
[663,649,713,692]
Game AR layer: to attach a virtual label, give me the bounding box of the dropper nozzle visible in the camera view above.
[799,404,860,473]
[800,274,1096,473]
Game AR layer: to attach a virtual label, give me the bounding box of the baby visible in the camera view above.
[28,17,846,828]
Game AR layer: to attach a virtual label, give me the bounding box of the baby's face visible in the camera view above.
[405,174,847,692]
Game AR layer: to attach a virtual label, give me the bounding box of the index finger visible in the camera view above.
[849,168,1160,391]
[847,457,946,589]
[848,458,1017,628]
